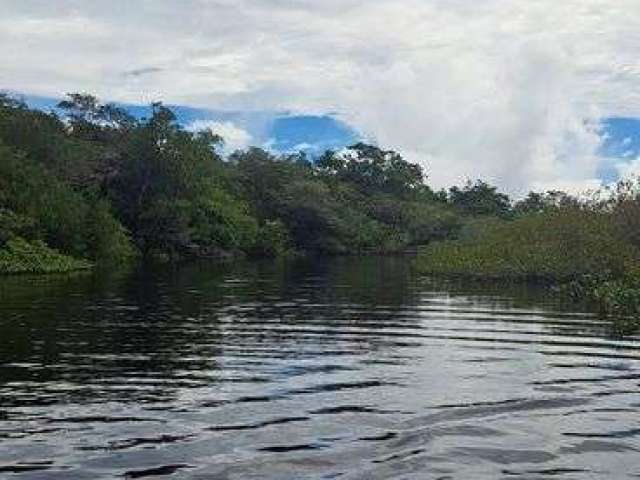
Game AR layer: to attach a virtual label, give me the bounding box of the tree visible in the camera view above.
[58,93,136,134]
[0,92,469,269]
[317,143,425,196]
[449,180,512,217]
[514,192,546,215]
[110,103,255,256]
[231,147,312,221]
[514,190,580,215]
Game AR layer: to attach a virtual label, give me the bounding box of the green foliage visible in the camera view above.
[109,103,244,256]
[7,90,636,329]
[190,189,259,252]
[449,180,512,217]
[0,142,133,263]
[317,143,425,196]
[592,277,640,317]
[418,198,640,328]
[0,92,465,273]
[0,95,112,188]
[367,195,462,244]
[0,236,92,274]
[0,143,86,255]
[562,268,640,331]
[232,147,313,222]
[603,177,640,250]
[231,145,457,254]
[278,179,344,251]
[252,220,290,257]
[84,199,136,264]
[0,208,36,244]
[417,208,638,282]
[513,190,580,215]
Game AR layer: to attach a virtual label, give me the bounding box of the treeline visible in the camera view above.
[0,92,482,273]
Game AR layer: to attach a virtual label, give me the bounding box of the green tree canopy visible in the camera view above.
[449,180,512,217]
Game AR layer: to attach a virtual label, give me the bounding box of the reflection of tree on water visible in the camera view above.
[2,258,638,480]
[0,256,426,406]
[419,276,616,339]
[0,264,232,406]
[0,256,611,409]
[209,256,428,359]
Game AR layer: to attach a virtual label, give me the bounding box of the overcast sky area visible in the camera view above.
[2,0,640,194]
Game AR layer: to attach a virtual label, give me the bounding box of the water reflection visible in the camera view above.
[0,256,639,479]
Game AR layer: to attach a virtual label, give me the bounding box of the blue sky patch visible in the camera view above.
[267,115,358,154]
[19,94,359,157]
[598,117,640,183]
[15,94,640,182]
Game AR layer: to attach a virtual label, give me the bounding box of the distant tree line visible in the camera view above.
[0,92,615,273]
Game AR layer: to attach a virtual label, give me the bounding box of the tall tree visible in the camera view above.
[449,180,511,217]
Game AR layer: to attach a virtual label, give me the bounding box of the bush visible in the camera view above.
[0,144,135,264]
[0,236,92,274]
[190,189,259,253]
[417,207,639,282]
[252,220,290,257]
[84,199,136,264]
[578,266,640,316]
[607,178,640,250]
[0,208,36,245]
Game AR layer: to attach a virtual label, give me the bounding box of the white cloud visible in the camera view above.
[186,120,252,155]
[616,157,640,181]
[1,0,640,193]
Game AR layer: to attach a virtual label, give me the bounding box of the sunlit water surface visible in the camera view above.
[1,257,639,479]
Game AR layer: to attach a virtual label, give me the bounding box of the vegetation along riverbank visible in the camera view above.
[1,92,639,327]
[416,186,640,328]
[0,93,459,271]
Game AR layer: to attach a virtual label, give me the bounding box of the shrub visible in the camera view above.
[0,208,36,245]
[190,189,259,253]
[417,207,639,282]
[252,220,291,257]
[84,199,136,264]
[0,236,92,274]
[607,178,640,250]
[0,142,136,262]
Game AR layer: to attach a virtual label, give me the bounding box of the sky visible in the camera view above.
[2,0,640,194]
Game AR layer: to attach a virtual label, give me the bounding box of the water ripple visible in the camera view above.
[1,257,639,479]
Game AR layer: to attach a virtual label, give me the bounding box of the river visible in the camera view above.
[1,257,639,479]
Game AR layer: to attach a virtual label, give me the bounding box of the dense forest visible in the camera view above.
[1,93,639,325]
[0,92,466,270]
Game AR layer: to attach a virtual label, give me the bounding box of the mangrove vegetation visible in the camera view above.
[0,93,459,271]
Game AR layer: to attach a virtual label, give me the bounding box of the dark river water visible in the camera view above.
[1,257,639,479]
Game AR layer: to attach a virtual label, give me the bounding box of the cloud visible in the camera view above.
[616,156,640,181]
[186,119,252,155]
[123,67,164,78]
[1,0,640,193]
